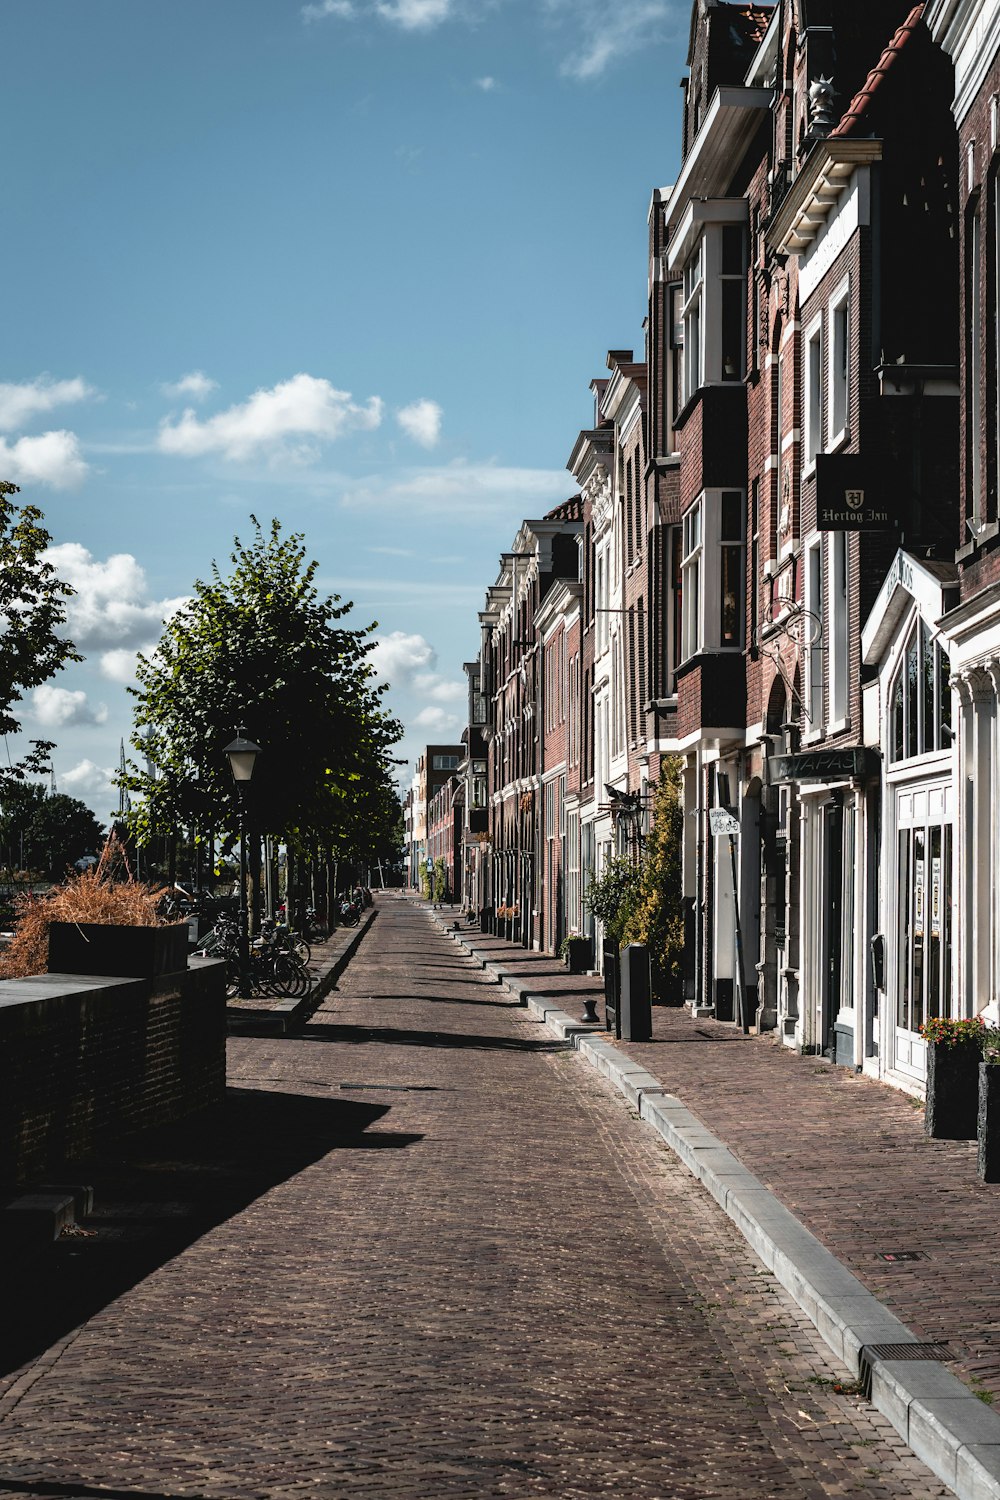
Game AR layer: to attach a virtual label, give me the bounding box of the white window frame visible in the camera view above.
[681,239,704,400]
[803,311,824,471]
[828,276,850,450]
[804,537,824,735]
[680,500,703,661]
[678,206,748,401]
[680,490,745,658]
[828,531,849,730]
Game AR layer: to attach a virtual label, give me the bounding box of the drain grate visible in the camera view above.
[858,1341,954,1398]
[863,1342,954,1362]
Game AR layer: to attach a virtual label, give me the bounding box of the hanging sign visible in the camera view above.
[815,453,895,531]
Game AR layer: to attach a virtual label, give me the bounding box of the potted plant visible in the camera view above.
[920,1016,985,1140]
[978,1027,1000,1182]
[559,932,592,974]
[0,835,186,981]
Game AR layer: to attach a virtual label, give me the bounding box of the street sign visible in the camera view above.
[709,809,740,837]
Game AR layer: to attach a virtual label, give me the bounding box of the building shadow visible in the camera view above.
[1,1086,420,1378]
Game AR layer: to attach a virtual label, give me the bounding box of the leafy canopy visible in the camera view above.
[123,517,402,853]
[0,481,80,789]
[0,782,106,880]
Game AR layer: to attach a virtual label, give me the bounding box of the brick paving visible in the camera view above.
[0,894,950,1498]
[452,916,1000,1408]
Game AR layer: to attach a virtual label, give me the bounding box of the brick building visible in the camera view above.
[436,0,977,1103]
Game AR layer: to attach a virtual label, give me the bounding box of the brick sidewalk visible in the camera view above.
[0,893,948,1498]
[442,908,1000,1405]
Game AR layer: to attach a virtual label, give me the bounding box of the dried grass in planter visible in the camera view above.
[0,835,170,980]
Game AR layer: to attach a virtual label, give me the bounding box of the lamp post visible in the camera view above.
[223,729,261,998]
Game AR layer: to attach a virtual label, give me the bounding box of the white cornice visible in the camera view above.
[667,196,749,273]
[765,139,883,255]
[926,0,1000,125]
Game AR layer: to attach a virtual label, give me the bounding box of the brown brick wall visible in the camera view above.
[0,962,226,1186]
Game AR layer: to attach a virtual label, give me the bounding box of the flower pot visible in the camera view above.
[925,1039,980,1140]
[48,922,190,979]
[978,1062,1000,1182]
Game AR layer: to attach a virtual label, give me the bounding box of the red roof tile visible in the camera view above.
[829,4,925,138]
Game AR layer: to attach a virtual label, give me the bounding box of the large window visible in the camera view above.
[889,618,952,763]
[804,539,823,729]
[828,531,849,727]
[681,501,703,660]
[682,239,704,401]
[804,314,823,466]
[829,279,850,446]
[680,491,745,659]
[970,204,984,525]
[677,207,748,403]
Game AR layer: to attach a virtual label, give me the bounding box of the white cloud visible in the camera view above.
[0,376,95,432]
[157,373,383,463]
[161,370,218,402]
[414,673,465,703]
[0,430,89,489]
[376,0,453,27]
[60,758,118,812]
[341,459,571,517]
[31,685,108,729]
[99,645,160,685]
[475,75,497,90]
[370,630,437,685]
[43,542,188,653]
[412,705,461,734]
[553,0,672,80]
[396,398,442,449]
[302,0,354,17]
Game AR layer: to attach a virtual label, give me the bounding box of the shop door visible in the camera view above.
[894,789,952,1077]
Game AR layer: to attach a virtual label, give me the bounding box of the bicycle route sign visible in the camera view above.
[708,809,740,838]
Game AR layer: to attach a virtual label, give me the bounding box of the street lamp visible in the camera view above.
[223,729,261,997]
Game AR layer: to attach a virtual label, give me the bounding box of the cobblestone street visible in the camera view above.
[0,897,950,1498]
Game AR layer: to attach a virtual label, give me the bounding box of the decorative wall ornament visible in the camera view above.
[808,77,837,135]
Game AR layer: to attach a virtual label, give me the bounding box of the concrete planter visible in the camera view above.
[48,921,189,979]
[925,1039,980,1140]
[563,936,592,974]
[978,1062,1000,1182]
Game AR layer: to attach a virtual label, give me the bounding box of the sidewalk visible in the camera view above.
[423,901,1000,1500]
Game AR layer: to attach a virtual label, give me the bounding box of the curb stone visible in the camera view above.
[429,910,1000,1500]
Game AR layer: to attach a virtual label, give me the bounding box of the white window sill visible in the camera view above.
[826,716,850,736]
[825,428,849,455]
[801,458,817,482]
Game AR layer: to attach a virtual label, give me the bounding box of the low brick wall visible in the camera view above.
[0,961,226,1186]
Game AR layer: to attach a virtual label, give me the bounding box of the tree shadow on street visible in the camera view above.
[1,1086,420,1379]
[295,1022,570,1054]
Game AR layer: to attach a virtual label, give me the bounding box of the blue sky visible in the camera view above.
[3,0,689,821]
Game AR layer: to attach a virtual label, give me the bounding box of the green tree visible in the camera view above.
[0,482,80,789]
[122,517,402,863]
[0,783,105,880]
[584,855,643,949]
[621,756,686,1001]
